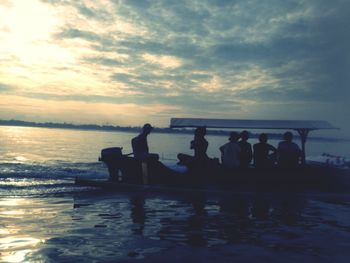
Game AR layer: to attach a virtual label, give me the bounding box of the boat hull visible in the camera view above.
[76,161,350,194]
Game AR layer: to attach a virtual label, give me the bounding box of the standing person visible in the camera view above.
[238,130,253,169]
[277,131,301,169]
[177,127,209,168]
[219,132,241,170]
[253,133,277,169]
[131,123,159,161]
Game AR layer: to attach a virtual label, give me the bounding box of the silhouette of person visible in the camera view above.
[131,123,159,162]
[277,131,301,169]
[219,131,241,170]
[238,130,252,169]
[191,127,209,161]
[253,133,277,169]
[177,127,209,169]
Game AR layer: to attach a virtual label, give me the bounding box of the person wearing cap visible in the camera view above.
[131,123,159,161]
[219,131,241,170]
[277,131,301,169]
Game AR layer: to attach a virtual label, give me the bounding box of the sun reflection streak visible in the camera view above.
[0,237,44,263]
[0,198,46,262]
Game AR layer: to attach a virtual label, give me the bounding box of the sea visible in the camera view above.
[0,126,350,262]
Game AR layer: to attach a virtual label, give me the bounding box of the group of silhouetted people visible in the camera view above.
[175,127,302,172]
[221,129,302,171]
[222,129,302,171]
[131,124,302,175]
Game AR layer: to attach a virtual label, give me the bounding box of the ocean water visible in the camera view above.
[1,126,350,262]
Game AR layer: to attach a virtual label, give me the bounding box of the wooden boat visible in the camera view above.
[75,118,350,194]
[76,154,350,193]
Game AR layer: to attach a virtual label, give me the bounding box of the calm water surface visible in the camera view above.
[1,126,350,262]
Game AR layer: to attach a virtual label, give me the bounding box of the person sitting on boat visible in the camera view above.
[253,133,277,170]
[177,126,209,168]
[191,126,209,161]
[238,130,253,169]
[131,123,159,162]
[219,131,241,170]
[277,131,301,169]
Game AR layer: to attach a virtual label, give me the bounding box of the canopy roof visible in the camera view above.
[170,118,337,130]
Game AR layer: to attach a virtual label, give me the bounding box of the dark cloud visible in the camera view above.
[0,83,15,92]
[56,28,110,44]
[76,5,108,21]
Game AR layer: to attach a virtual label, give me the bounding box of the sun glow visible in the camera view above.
[0,0,73,65]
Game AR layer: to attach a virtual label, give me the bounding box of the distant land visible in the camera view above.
[0,119,347,142]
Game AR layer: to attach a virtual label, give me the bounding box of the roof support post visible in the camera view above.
[296,129,311,165]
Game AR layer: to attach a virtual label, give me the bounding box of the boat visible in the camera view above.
[75,118,350,193]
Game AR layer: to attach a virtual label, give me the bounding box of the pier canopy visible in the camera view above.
[170,118,338,164]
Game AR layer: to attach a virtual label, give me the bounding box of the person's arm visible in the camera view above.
[268,144,277,154]
[248,144,253,163]
[190,140,194,149]
[219,144,225,153]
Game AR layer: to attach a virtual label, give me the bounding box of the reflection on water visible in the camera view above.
[0,197,71,263]
[0,237,43,263]
[1,193,350,262]
[63,193,349,261]
[130,195,146,235]
[152,194,306,247]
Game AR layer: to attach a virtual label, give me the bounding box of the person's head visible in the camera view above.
[240,130,249,141]
[229,131,239,142]
[194,126,206,137]
[259,133,268,143]
[142,123,153,135]
[283,131,293,142]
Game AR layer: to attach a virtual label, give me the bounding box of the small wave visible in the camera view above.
[0,161,109,180]
[0,177,95,197]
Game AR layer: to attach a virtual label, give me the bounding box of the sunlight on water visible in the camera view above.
[0,237,44,263]
[0,179,62,187]
[0,199,29,218]
[0,198,46,262]
[0,197,74,262]
[1,126,349,165]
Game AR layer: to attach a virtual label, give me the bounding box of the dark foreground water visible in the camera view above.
[1,126,350,262]
[2,190,350,262]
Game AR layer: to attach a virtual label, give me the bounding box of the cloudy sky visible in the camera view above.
[0,0,349,134]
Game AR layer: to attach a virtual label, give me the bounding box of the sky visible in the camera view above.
[0,0,349,135]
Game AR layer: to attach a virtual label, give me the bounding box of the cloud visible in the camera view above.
[0,0,348,134]
[0,83,16,92]
[141,53,182,69]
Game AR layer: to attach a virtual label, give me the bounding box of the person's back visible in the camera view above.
[277,132,301,169]
[131,123,158,161]
[253,133,276,169]
[220,132,241,170]
[131,133,149,160]
[177,127,209,169]
[238,131,252,168]
[191,135,208,160]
